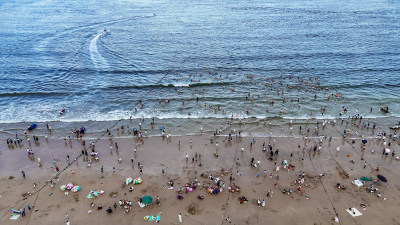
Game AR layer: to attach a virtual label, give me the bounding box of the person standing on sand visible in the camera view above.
[178,212,182,223]
[336,145,340,152]
[156,196,160,205]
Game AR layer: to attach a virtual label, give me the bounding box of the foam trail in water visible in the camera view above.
[89,32,109,70]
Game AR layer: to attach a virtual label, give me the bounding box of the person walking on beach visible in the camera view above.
[21,171,25,178]
[336,145,340,152]
[156,196,160,205]
[178,212,182,223]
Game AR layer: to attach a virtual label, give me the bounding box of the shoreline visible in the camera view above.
[1,116,398,140]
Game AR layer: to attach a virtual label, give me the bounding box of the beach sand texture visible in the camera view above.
[1,122,400,225]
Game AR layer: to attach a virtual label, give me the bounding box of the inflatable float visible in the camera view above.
[28,123,37,130]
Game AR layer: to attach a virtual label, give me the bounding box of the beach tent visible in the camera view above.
[124,177,133,185]
[134,177,142,184]
[377,175,387,183]
[142,196,152,204]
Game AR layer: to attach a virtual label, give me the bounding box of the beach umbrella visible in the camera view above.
[360,177,371,182]
[66,183,74,190]
[60,185,66,191]
[362,139,367,144]
[142,195,152,204]
[71,186,81,192]
[377,175,387,183]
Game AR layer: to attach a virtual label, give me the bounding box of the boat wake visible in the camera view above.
[89,32,109,70]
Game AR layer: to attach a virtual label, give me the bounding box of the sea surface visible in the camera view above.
[1,0,399,138]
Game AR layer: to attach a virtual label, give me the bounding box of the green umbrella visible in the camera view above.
[360,177,371,182]
[142,196,152,204]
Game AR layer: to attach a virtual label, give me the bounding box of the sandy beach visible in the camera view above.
[1,119,400,225]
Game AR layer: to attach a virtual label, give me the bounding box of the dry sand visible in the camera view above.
[1,124,400,225]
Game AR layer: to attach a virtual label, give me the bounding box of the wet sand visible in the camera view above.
[1,124,400,225]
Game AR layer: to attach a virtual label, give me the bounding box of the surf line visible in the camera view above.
[89,31,109,70]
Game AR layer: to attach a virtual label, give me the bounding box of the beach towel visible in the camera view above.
[10,214,20,220]
[352,179,363,187]
[144,215,160,221]
[346,208,362,217]
[11,209,21,214]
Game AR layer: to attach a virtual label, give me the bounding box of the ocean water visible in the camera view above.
[1,0,399,137]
